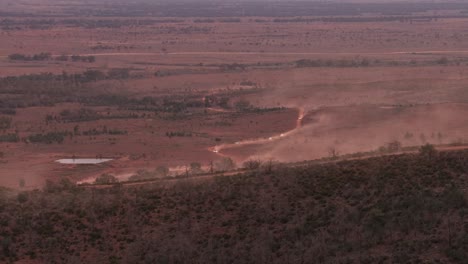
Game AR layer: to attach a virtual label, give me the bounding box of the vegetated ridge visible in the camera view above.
[0,147,467,263]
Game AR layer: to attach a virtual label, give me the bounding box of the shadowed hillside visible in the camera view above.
[1,148,467,263]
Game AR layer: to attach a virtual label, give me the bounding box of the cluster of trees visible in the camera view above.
[152,63,282,79]
[55,108,100,123]
[94,174,118,184]
[296,58,370,68]
[84,95,199,113]
[0,133,19,143]
[295,57,457,68]
[205,96,281,113]
[219,63,247,71]
[47,109,100,124]
[165,131,192,138]
[8,53,96,63]
[377,140,403,153]
[2,149,468,263]
[0,109,16,116]
[3,69,130,87]
[239,80,257,86]
[45,108,141,124]
[193,18,241,23]
[56,55,96,63]
[154,68,210,77]
[0,18,185,30]
[8,53,51,61]
[107,68,131,79]
[0,117,12,130]
[213,157,236,171]
[233,99,252,111]
[0,70,131,98]
[3,1,468,18]
[0,69,191,113]
[51,94,205,116]
[56,1,468,17]
[272,15,442,23]
[204,95,230,109]
[80,127,127,136]
[26,131,70,144]
[0,71,251,118]
[127,166,171,181]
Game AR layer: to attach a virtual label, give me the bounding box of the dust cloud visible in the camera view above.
[242,103,468,163]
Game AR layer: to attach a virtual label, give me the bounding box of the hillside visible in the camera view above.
[1,149,468,263]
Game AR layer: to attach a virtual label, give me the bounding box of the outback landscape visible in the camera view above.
[1,0,468,263]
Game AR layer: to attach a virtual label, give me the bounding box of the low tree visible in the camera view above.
[73,125,80,135]
[0,117,12,130]
[59,178,76,191]
[18,178,25,188]
[419,143,437,158]
[95,174,118,184]
[83,70,105,82]
[154,166,169,177]
[234,100,251,111]
[108,68,130,79]
[219,97,230,109]
[328,147,339,159]
[56,55,69,61]
[243,160,262,170]
[17,193,28,203]
[189,162,203,174]
[387,140,402,152]
[87,56,96,63]
[437,57,449,65]
[214,158,236,171]
[261,159,277,173]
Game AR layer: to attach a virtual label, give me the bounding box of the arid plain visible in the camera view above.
[1,0,468,188]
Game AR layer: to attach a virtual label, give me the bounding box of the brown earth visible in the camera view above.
[1,2,468,188]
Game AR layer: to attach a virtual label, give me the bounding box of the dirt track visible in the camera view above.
[2,50,468,59]
[210,107,305,155]
[81,144,468,189]
[68,50,468,56]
